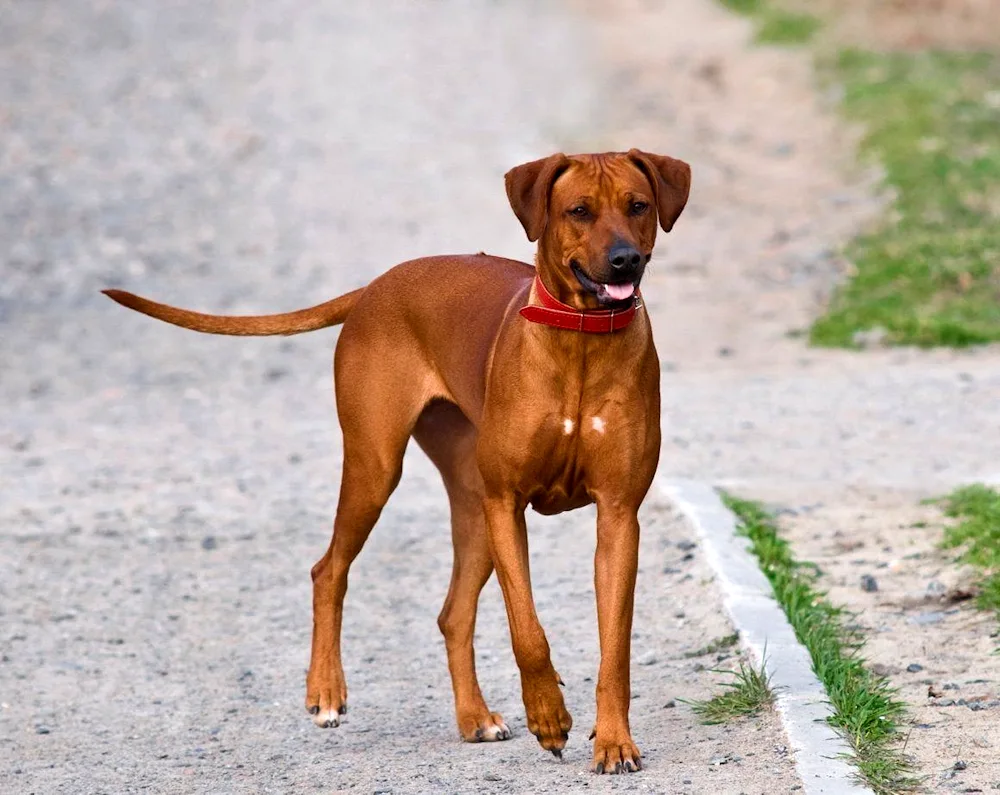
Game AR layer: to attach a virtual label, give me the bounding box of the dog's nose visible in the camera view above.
[608,244,642,272]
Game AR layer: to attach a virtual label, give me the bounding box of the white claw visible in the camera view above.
[480,720,511,741]
[311,709,341,729]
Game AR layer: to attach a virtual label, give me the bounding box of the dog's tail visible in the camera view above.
[101,287,365,336]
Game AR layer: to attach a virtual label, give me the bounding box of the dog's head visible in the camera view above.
[505,150,690,308]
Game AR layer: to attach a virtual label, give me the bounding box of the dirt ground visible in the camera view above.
[785,0,1000,49]
[780,498,1000,792]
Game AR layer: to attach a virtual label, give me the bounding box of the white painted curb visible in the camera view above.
[659,478,873,795]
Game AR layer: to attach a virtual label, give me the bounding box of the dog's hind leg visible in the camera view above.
[413,401,509,742]
[305,333,428,729]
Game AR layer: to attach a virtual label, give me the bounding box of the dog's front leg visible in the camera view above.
[483,495,572,756]
[591,502,642,774]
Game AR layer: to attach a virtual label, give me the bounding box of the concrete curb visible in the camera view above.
[659,478,874,795]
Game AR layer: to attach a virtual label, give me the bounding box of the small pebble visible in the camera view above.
[860,574,879,592]
[907,663,924,673]
[35,726,50,735]
[953,760,968,771]
[201,536,218,551]
[664,700,676,709]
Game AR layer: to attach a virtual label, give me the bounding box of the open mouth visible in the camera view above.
[571,262,637,304]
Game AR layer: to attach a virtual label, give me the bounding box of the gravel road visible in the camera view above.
[12,0,995,789]
[2,1,804,792]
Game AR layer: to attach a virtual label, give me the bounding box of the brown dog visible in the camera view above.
[103,149,691,774]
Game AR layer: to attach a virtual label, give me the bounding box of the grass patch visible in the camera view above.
[684,632,740,658]
[718,0,820,45]
[756,9,821,45]
[939,484,1000,615]
[689,655,774,724]
[716,0,1000,347]
[718,0,763,15]
[723,494,918,794]
[811,51,1000,347]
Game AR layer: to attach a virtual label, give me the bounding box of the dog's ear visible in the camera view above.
[504,154,571,242]
[627,149,691,233]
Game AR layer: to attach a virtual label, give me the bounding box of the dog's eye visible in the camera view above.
[630,201,649,216]
[569,205,589,218]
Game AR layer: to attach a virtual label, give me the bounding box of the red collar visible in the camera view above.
[519,276,640,333]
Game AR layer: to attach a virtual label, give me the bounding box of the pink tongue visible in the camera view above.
[603,282,635,301]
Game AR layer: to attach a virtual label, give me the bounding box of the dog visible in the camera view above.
[103,149,691,774]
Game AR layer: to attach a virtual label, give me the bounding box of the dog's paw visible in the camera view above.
[522,673,573,754]
[461,712,512,743]
[591,733,642,774]
[308,701,347,729]
[305,663,348,729]
[305,678,348,729]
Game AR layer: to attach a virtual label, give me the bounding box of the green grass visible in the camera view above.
[716,0,1000,348]
[811,52,1000,347]
[689,655,774,724]
[723,495,918,794]
[939,484,1000,615]
[719,0,820,45]
[719,0,763,15]
[756,9,821,45]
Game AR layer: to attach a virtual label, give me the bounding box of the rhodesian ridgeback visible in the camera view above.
[104,149,691,773]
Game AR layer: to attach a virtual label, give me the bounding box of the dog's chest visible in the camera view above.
[481,321,657,508]
[518,407,625,513]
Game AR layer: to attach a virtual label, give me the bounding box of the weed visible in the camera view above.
[690,655,775,724]
[724,495,919,793]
